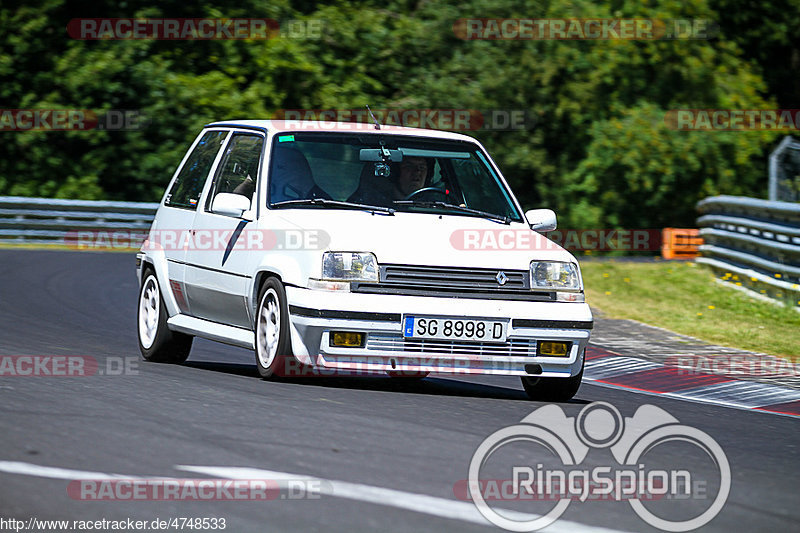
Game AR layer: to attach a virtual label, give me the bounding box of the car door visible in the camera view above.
[183,131,265,329]
[155,129,228,314]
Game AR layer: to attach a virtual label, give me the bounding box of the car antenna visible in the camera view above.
[366,105,381,130]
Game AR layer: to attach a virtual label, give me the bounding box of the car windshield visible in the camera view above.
[267,132,523,222]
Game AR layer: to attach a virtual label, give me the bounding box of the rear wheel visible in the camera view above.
[137,270,192,363]
[255,277,299,378]
[521,358,584,402]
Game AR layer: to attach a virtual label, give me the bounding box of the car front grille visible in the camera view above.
[382,264,528,289]
[365,333,537,357]
[351,264,552,300]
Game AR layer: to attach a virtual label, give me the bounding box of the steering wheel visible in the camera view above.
[404,187,449,201]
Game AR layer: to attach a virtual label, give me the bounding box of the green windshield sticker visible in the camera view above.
[278,135,295,142]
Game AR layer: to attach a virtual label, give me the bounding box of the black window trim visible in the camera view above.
[162,129,230,211]
[201,131,266,217]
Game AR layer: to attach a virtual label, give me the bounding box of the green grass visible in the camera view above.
[0,243,135,252]
[581,260,800,361]
[0,243,74,250]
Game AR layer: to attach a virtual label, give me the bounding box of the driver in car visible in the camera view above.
[392,156,429,199]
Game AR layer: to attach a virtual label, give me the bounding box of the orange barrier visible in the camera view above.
[661,228,703,260]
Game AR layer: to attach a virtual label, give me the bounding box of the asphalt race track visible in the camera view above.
[0,249,797,532]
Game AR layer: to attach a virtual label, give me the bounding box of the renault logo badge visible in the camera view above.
[496,271,508,285]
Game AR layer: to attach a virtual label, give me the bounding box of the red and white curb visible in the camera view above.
[584,346,800,418]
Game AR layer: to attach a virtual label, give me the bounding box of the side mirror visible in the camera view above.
[525,208,557,232]
[211,193,252,218]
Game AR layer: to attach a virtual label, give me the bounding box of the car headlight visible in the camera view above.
[321,252,379,282]
[530,261,581,291]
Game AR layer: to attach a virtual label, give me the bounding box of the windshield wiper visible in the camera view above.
[393,200,510,224]
[270,198,395,215]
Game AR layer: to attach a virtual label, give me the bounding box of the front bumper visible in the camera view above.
[285,287,591,377]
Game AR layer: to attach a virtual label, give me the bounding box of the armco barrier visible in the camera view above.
[696,195,800,307]
[0,196,157,246]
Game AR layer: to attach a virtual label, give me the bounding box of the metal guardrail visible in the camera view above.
[769,136,800,203]
[696,195,800,306]
[0,196,157,247]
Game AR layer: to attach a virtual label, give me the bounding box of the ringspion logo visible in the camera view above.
[467,402,730,531]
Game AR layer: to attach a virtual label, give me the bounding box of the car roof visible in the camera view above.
[204,119,480,143]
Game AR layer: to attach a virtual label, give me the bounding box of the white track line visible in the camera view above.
[0,461,128,480]
[176,465,629,533]
[0,460,630,532]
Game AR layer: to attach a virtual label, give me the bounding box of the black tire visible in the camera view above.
[520,355,584,402]
[137,269,192,363]
[254,277,298,379]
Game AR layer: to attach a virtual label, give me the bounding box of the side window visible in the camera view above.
[165,131,227,209]
[206,134,264,211]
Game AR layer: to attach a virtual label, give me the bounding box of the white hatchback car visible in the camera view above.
[136,120,592,400]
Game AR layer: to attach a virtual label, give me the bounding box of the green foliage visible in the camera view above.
[709,0,800,109]
[0,0,791,229]
[566,102,777,228]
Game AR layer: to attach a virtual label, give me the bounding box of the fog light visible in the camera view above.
[330,331,365,347]
[538,341,571,357]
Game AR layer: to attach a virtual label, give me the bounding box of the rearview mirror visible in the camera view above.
[211,193,251,218]
[359,148,403,162]
[525,208,557,232]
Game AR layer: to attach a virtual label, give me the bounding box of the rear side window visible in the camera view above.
[165,131,227,209]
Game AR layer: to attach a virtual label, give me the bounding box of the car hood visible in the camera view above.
[270,208,577,270]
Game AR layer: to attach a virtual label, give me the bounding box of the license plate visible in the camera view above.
[403,315,508,342]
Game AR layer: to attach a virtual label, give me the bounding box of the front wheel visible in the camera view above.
[255,278,297,378]
[137,270,192,363]
[521,361,583,402]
